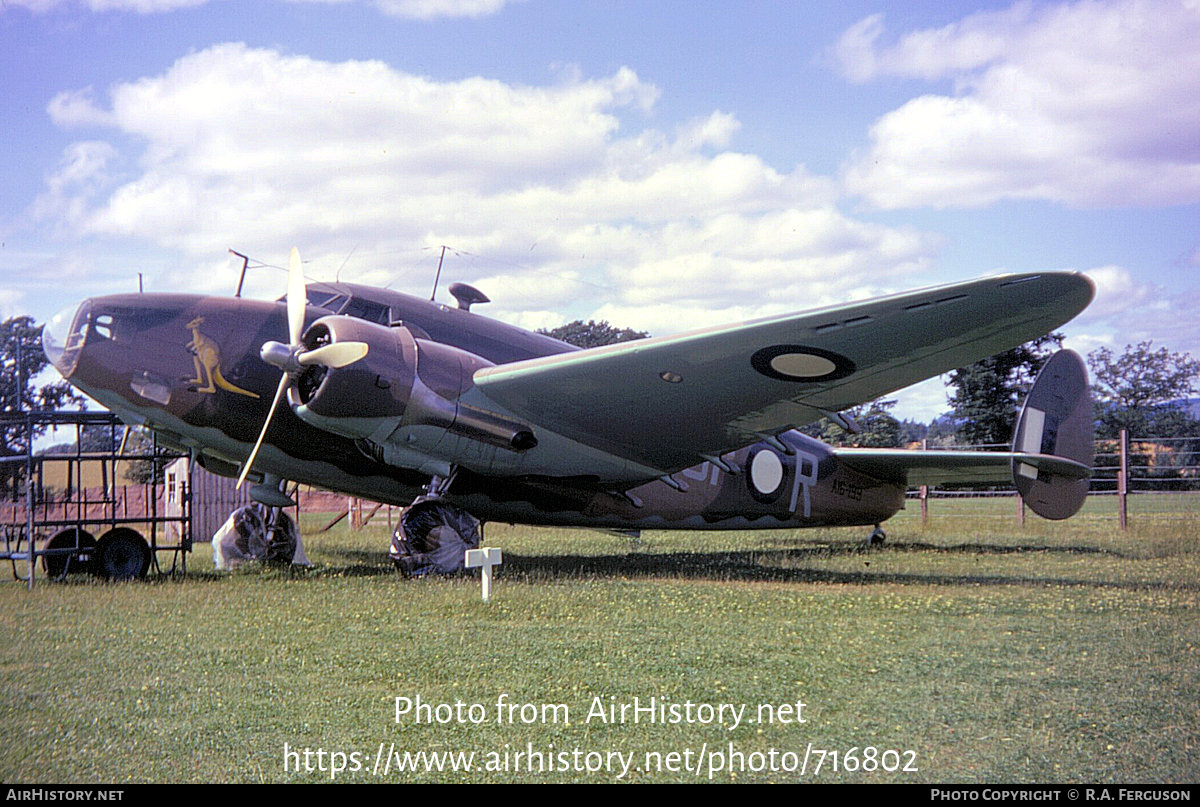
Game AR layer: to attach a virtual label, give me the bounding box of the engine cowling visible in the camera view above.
[291,315,416,426]
[291,315,536,452]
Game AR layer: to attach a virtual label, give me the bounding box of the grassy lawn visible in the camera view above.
[1,494,1197,783]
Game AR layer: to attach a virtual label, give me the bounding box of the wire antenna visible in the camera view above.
[335,245,358,282]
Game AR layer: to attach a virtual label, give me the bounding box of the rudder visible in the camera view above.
[1011,350,1094,519]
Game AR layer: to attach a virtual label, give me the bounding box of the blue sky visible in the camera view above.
[3,0,1198,420]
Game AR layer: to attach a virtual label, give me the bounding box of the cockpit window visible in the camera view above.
[91,313,115,341]
[304,289,347,310]
[337,296,392,326]
[287,288,392,325]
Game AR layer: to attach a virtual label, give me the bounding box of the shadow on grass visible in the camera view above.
[27,539,1191,591]
[30,555,399,586]
[498,541,1196,592]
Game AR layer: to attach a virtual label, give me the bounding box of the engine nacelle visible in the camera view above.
[291,315,536,452]
[291,315,415,425]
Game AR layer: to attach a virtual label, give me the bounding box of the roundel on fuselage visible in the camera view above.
[746,445,788,504]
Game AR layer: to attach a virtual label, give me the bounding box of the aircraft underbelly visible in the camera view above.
[450,431,904,530]
[73,365,903,530]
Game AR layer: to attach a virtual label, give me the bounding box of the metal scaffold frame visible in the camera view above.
[1,410,192,588]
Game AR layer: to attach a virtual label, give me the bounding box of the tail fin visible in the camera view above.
[1011,349,1094,519]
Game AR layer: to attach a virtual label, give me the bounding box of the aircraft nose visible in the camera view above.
[42,299,89,378]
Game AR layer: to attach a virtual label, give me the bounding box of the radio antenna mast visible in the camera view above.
[229,250,250,297]
[429,245,448,301]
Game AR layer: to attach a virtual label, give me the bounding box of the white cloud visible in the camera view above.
[1059,265,1200,379]
[47,89,116,127]
[29,141,118,230]
[372,0,519,20]
[838,0,1200,209]
[0,289,25,320]
[889,375,951,425]
[88,0,207,9]
[1080,265,1154,320]
[6,0,519,15]
[6,0,208,12]
[832,5,1032,84]
[39,43,939,335]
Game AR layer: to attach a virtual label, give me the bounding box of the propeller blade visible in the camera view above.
[237,372,291,489]
[287,247,306,346]
[297,341,369,369]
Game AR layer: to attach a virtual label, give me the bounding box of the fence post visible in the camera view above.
[920,439,929,526]
[1118,429,1128,531]
[1017,493,1025,526]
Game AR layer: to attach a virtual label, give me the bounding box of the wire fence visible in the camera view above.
[910,431,1199,528]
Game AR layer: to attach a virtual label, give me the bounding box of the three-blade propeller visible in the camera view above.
[236,247,369,489]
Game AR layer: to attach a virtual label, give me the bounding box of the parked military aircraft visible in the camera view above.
[43,249,1095,572]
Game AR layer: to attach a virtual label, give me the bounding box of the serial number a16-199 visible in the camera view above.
[830,479,864,501]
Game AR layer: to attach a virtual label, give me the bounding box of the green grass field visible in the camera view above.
[2,494,1197,783]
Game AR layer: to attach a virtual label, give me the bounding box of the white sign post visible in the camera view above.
[465,547,502,601]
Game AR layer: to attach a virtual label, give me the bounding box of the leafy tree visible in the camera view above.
[1088,341,1200,438]
[1,316,85,495]
[539,320,649,349]
[119,430,167,485]
[897,418,930,447]
[946,334,1063,446]
[37,422,163,485]
[924,414,964,447]
[800,399,902,448]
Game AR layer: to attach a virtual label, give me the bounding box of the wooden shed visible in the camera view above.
[163,458,254,543]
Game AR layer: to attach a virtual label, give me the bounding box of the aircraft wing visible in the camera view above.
[473,272,1094,476]
[830,448,1092,487]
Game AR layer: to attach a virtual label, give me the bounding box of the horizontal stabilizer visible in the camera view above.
[834,350,1093,520]
[834,448,1090,488]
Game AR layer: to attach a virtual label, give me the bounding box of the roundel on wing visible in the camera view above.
[746,445,788,504]
[750,345,855,382]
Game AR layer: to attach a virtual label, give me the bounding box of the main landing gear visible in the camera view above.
[390,468,482,576]
[866,524,887,547]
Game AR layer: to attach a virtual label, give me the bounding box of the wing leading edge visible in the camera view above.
[473,272,1094,476]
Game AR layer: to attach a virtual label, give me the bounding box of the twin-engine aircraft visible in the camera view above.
[43,249,1095,567]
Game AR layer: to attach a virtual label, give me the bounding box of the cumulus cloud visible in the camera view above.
[372,0,520,20]
[1080,265,1155,320]
[6,0,518,16]
[0,289,25,321]
[1071,265,1200,359]
[29,141,118,230]
[832,4,1032,84]
[7,0,207,12]
[40,43,938,336]
[837,0,1200,209]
